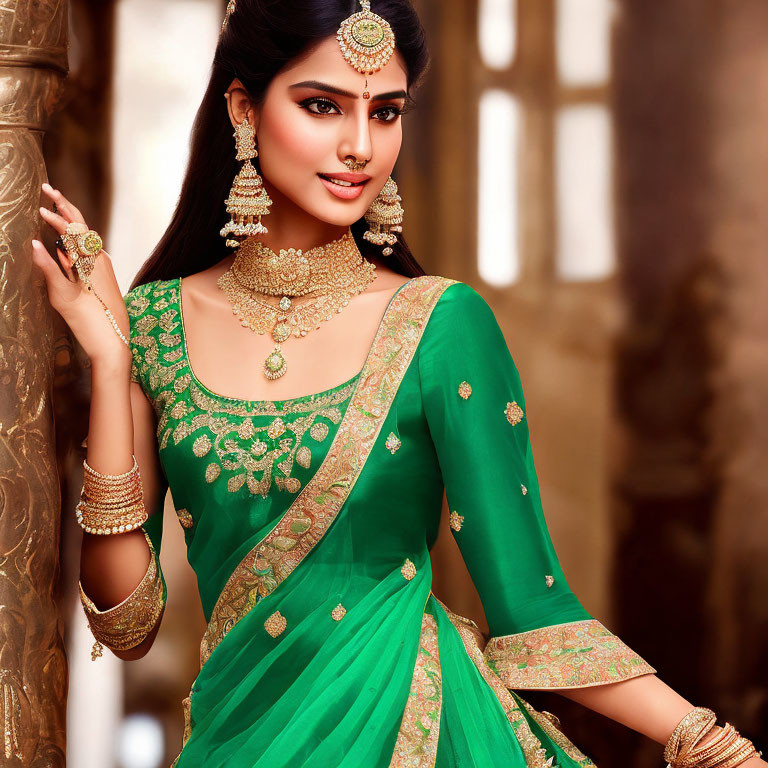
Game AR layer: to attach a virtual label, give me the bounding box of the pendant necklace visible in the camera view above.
[217,228,377,380]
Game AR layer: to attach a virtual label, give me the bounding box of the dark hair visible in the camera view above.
[130,0,430,290]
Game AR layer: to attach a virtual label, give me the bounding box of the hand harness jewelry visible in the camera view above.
[216,228,377,380]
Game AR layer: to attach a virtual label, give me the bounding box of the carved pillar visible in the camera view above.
[0,2,69,765]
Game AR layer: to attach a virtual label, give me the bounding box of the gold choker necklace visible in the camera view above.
[217,228,377,380]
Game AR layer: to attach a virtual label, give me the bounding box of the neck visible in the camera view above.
[250,180,350,252]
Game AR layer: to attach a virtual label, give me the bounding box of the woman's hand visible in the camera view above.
[32,183,131,368]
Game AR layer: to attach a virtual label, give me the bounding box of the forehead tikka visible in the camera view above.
[336,0,396,100]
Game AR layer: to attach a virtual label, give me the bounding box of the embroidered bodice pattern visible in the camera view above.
[126,278,358,499]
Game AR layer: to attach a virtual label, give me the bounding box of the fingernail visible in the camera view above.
[39,206,47,214]
[31,239,41,248]
[42,182,52,190]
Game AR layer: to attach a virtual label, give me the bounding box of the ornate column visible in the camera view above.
[0,2,69,765]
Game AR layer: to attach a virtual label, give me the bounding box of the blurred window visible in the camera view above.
[475,0,616,285]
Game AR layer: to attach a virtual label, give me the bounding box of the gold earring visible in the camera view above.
[363,176,404,256]
[220,114,273,248]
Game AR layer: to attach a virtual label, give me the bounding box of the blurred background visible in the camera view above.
[3,0,766,766]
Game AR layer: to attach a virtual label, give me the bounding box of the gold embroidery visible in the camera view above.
[125,279,358,499]
[176,508,194,529]
[385,431,402,454]
[264,611,286,637]
[79,528,166,652]
[457,381,472,399]
[198,276,457,667]
[433,596,554,768]
[331,604,347,621]
[484,618,657,689]
[401,558,417,581]
[545,574,554,588]
[505,401,525,425]
[521,483,528,495]
[296,446,312,468]
[449,510,464,531]
[389,612,442,767]
[310,422,329,441]
[192,434,212,457]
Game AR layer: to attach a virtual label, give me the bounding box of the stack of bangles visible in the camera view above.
[76,455,166,661]
[56,221,129,348]
[664,707,762,768]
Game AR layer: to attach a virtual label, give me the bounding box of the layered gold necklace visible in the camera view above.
[217,228,377,380]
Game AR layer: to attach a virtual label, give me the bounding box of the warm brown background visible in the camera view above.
[28,0,768,765]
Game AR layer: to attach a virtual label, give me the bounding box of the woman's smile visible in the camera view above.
[317,171,371,199]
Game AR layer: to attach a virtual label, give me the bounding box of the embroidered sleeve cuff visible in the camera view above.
[79,528,166,652]
[483,618,657,689]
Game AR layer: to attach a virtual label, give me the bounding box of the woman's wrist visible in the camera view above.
[90,347,132,379]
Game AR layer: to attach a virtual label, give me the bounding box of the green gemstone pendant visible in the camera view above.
[264,347,287,380]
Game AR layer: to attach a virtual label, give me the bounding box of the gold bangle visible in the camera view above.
[76,455,148,534]
[665,708,718,763]
[79,528,165,658]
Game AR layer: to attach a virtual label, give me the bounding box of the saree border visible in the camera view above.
[198,275,458,667]
[389,612,442,767]
[484,619,656,690]
[431,595,556,768]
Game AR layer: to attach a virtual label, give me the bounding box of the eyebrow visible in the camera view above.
[289,80,407,101]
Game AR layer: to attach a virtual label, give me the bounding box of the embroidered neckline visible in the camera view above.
[176,275,367,409]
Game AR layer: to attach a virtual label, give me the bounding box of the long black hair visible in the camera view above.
[130,0,430,290]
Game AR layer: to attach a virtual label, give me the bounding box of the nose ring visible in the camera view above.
[344,157,369,171]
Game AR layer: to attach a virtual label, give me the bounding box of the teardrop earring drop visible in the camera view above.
[363,176,404,256]
[220,114,273,248]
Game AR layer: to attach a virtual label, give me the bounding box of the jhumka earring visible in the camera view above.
[219,114,273,248]
[337,0,396,100]
[363,176,404,256]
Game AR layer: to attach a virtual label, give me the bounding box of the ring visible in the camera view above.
[59,223,104,283]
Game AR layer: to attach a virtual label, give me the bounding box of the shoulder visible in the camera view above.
[123,277,179,321]
[408,276,500,333]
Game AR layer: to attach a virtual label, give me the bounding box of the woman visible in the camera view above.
[31,1,765,766]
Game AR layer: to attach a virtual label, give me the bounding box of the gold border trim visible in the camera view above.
[389,613,442,767]
[198,276,457,667]
[484,619,657,690]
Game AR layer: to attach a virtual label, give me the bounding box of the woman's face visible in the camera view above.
[226,35,409,229]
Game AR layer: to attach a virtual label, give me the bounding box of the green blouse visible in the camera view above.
[124,275,655,768]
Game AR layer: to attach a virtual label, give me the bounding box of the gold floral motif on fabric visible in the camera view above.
[198,276,457,668]
[505,401,525,425]
[176,508,194,529]
[484,618,657,689]
[331,604,347,621]
[432,596,556,768]
[389,613,442,767]
[449,510,464,531]
[126,279,358,498]
[401,558,417,581]
[264,611,287,637]
[457,381,472,399]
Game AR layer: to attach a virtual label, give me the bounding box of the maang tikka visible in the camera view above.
[337,0,396,100]
[220,113,273,248]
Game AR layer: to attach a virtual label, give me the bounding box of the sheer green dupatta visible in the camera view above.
[419,282,657,767]
[171,276,457,768]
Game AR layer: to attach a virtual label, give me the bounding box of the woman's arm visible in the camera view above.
[557,675,766,765]
[78,359,169,661]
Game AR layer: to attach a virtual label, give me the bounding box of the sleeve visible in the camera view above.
[78,524,166,655]
[77,282,168,657]
[123,281,156,387]
[419,281,656,690]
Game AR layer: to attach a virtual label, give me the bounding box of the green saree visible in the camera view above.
[124,275,655,768]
